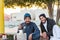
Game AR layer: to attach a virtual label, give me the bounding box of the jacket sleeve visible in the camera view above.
[32,23,40,40]
[53,25,60,38]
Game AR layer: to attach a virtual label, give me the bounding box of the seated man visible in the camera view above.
[39,14,60,40]
[18,13,40,40]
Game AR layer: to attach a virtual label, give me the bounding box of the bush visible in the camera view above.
[7,35,14,40]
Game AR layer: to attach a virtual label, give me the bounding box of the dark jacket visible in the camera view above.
[21,22,40,40]
[40,18,56,39]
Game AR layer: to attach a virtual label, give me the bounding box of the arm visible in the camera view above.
[28,23,40,40]
[32,23,40,40]
[53,25,60,38]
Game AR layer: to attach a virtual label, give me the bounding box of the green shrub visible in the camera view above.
[7,35,14,40]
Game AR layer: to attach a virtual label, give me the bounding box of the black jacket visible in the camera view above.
[40,18,56,38]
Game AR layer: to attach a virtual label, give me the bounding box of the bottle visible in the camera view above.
[23,26,27,40]
[16,26,27,40]
[17,30,24,40]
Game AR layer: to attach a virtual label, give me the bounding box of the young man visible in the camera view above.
[18,13,40,40]
[39,14,56,40]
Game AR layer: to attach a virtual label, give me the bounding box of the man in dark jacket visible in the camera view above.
[18,13,40,40]
[39,14,56,40]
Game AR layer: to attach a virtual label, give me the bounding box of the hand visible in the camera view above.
[40,33,43,37]
[28,34,32,40]
[42,32,47,39]
[18,24,22,30]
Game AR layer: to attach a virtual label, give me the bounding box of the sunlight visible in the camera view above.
[54,5,57,10]
[4,5,41,15]
[30,5,38,10]
[4,6,21,15]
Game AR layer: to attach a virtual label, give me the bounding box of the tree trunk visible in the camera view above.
[56,0,60,24]
[56,8,60,24]
[47,2,53,19]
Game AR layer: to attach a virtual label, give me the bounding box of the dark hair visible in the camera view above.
[39,14,46,18]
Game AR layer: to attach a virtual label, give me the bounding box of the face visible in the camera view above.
[24,17,31,24]
[39,16,46,24]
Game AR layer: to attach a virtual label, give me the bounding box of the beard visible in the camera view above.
[25,21,30,24]
[41,20,46,24]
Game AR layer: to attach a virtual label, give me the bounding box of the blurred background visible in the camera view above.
[4,0,60,25]
[4,0,60,40]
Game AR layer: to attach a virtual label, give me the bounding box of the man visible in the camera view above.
[18,13,40,40]
[39,14,56,40]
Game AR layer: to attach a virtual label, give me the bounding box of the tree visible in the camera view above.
[56,0,60,24]
[41,0,55,19]
[4,0,55,19]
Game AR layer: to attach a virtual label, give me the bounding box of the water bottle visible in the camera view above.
[16,26,27,40]
[17,30,24,40]
[23,26,27,40]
